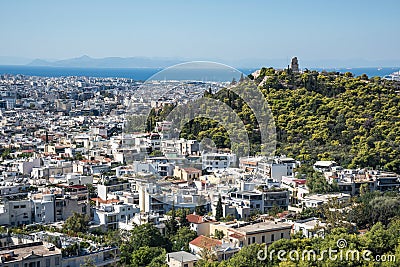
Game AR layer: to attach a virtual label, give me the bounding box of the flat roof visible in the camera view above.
[304,193,351,202]
[314,161,337,167]
[302,220,326,228]
[0,243,61,263]
[167,251,199,262]
[233,221,293,235]
[232,191,263,196]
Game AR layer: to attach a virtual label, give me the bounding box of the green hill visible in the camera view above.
[149,67,400,172]
[250,68,400,172]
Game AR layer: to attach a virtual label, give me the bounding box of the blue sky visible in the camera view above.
[0,0,399,67]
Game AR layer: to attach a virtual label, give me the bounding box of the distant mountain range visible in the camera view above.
[26,55,185,68]
[0,55,398,69]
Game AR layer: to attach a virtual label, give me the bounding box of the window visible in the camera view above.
[281,233,284,239]
[184,264,189,267]
[55,257,60,265]
[46,258,50,267]
[271,234,275,242]
[14,264,19,267]
[252,236,255,244]
[248,239,251,245]
[262,235,265,243]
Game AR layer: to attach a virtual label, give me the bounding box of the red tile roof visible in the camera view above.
[293,179,307,185]
[65,185,86,189]
[189,235,222,250]
[186,214,204,224]
[91,197,120,204]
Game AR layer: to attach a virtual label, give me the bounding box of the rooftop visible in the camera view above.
[304,193,351,202]
[0,242,61,263]
[295,218,326,229]
[167,251,199,262]
[182,167,202,173]
[189,235,222,250]
[232,221,293,235]
[186,214,204,224]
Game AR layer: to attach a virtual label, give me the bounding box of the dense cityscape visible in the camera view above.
[0,57,399,267]
[1,1,400,267]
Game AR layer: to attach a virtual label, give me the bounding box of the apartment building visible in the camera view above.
[227,221,292,247]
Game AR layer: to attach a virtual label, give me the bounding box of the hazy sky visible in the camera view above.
[0,0,399,66]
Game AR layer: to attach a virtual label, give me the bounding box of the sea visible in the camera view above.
[0,65,398,81]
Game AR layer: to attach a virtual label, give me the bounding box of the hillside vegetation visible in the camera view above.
[149,68,400,172]
[252,68,400,171]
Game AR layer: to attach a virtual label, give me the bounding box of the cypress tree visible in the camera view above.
[215,195,223,221]
[179,208,190,228]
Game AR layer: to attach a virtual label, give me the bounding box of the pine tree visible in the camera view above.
[215,195,223,221]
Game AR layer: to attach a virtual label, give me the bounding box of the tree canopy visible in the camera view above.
[63,212,89,234]
[146,69,400,172]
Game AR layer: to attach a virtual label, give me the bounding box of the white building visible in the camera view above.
[257,157,299,182]
[92,203,136,231]
[62,247,119,267]
[166,251,199,267]
[228,189,289,219]
[313,161,338,172]
[15,158,42,175]
[302,193,351,208]
[202,153,236,172]
[0,199,32,226]
[293,217,326,238]
[0,241,62,267]
[97,178,131,200]
[32,194,56,223]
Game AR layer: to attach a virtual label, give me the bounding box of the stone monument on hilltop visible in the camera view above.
[290,57,299,72]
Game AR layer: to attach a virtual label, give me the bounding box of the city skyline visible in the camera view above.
[1,0,399,67]
[1,1,400,265]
